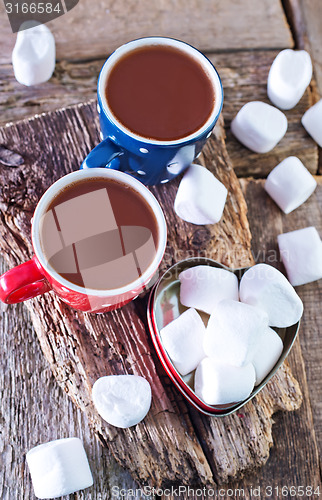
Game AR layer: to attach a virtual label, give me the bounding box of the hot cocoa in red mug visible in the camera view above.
[0,168,167,313]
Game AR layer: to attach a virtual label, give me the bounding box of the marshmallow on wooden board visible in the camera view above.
[252,327,284,385]
[195,358,256,405]
[278,226,322,286]
[203,299,268,367]
[179,265,239,314]
[302,99,322,148]
[230,101,288,153]
[267,49,312,110]
[174,163,227,225]
[160,308,206,376]
[12,23,55,86]
[239,263,303,327]
[26,438,93,499]
[265,156,317,214]
[92,375,152,428]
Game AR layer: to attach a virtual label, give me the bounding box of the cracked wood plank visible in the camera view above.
[0,51,318,177]
[0,0,292,64]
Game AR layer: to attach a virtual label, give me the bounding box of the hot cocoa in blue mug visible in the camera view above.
[81,37,223,185]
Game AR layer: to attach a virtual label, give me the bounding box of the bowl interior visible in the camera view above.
[149,257,300,416]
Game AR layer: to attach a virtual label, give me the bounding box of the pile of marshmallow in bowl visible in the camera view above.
[174,48,322,291]
[160,263,303,406]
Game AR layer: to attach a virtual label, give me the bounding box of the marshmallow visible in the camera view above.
[12,23,55,86]
[174,163,227,225]
[231,101,288,153]
[179,265,239,314]
[182,371,195,389]
[267,49,312,110]
[265,156,317,214]
[92,375,152,428]
[278,227,322,286]
[26,438,93,499]
[195,358,256,405]
[239,264,303,327]
[302,99,322,147]
[160,308,206,376]
[252,327,284,385]
[203,299,268,367]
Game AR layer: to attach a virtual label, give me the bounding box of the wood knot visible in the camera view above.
[189,227,211,249]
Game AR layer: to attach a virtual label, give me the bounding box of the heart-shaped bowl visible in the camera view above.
[147,257,300,416]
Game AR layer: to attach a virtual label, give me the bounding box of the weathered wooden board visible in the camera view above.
[241,177,322,466]
[284,0,322,95]
[0,0,292,65]
[279,0,322,175]
[0,50,318,177]
[0,101,302,488]
[2,175,321,499]
[0,257,143,500]
[212,50,318,177]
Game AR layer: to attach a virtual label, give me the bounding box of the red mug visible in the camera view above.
[0,168,167,313]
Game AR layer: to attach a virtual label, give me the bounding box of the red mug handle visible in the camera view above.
[0,256,51,304]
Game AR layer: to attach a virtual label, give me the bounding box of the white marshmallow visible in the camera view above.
[239,263,303,327]
[179,265,239,314]
[26,438,93,499]
[302,99,322,147]
[231,101,288,153]
[12,23,55,86]
[92,375,152,428]
[278,227,322,286]
[267,49,312,110]
[252,327,284,385]
[174,163,227,225]
[160,308,206,376]
[203,299,268,367]
[265,156,317,214]
[195,358,256,405]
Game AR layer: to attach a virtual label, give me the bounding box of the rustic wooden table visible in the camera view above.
[0,1,322,499]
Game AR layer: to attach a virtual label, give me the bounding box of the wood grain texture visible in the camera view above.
[241,177,322,475]
[0,50,318,177]
[0,0,292,64]
[283,0,322,96]
[0,102,302,489]
[282,0,322,175]
[211,51,319,177]
[0,259,146,500]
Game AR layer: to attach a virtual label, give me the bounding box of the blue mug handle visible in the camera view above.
[80,138,124,170]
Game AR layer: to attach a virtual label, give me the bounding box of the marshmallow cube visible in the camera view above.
[203,299,268,367]
[26,438,93,499]
[239,263,303,327]
[267,49,312,110]
[195,358,256,405]
[231,101,288,153]
[160,308,206,376]
[278,227,322,286]
[302,99,322,147]
[179,265,239,314]
[92,375,152,428]
[265,156,317,214]
[174,163,227,225]
[252,327,284,385]
[12,23,55,86]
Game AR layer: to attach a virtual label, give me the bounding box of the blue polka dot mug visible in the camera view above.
[81,37,223,186]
